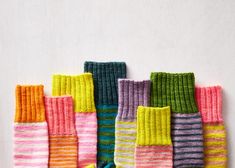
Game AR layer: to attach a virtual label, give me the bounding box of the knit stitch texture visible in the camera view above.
[14,85,48,168]
[114,79,150,168]
[45,96,78,168]
[151,72,204,167]
[196,86,227,167]
[84,61,126,168]
[52,73,97,167]
[135,106,173,168]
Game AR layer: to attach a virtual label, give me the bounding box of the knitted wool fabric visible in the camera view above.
[151,72,204,168]
[196,86,227,167]
[84,61,127,168]
[45,96,78,168]
[52,73,97,168]
[114,79,150,168]
[135,106,173,168]
[14,85,48,168]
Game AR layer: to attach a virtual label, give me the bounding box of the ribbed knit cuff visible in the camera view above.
[196,86,223,123]
[52,73,96,112]
[84,61,127,105]
[117,79,150,120]
[151,72,198,113]
[15,85,45,122]
[136,106,171,146]
[45,96,76,135]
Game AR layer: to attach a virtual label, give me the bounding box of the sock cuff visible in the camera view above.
[84,61,127,105]
[52,73,96,112]
[136,106,171,146]
[196,86,223,123]
[117,79,150,120]
[15,85,45,122]
[44,96,76,135]
[151,72,198,113]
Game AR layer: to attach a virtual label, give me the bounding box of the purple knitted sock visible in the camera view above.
[114,79,150,168]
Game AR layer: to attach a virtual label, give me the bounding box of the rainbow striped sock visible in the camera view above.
[151,72,204,167]
[196,86,227,167]
[45,96,78,168]
[52,73,97,167]
[84,61,126,168]
[114,79,150,168]
[135,106,173,168]
[14,85,48,168]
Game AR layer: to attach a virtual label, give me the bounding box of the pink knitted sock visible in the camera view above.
[52,73,97,167]
[196,86,227,167]
[45,96,78,168]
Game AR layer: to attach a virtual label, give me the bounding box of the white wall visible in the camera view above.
[0,0,235,167]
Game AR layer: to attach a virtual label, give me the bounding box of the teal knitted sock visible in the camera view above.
[84,61,126,168]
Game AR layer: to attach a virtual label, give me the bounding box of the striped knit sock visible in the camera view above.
[14,85,48,168]
[45,96,78,168]
[84,61,126,168]
[196,86,227,167]
[114,79,150,168]
[151,72,204,168]
[135,106,173,168]
[52,73,97,168]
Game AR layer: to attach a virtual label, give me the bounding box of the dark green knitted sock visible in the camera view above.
[151,72,204,168]
[84,61,126,168]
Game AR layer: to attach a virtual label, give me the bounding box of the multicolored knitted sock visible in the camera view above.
[196,86,227,167]
[45,96,78,168]
[52,73,97,168]
[114,79,150,168]
[151,72,204,168]
[135,106,173,168]
[84,61,127,168]
[14,85,48,168]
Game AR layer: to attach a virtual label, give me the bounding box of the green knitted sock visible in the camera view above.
[84,61,126,168]
[151,72,204,168]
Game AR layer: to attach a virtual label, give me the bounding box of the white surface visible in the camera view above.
[0,0,235,167]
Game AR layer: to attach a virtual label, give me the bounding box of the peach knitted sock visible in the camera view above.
[14,85,48,168]
[196,86,227,167]
[45,96,78,168]
[52,73,97,168]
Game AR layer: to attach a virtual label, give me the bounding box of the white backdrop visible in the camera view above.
[0,0,235,167]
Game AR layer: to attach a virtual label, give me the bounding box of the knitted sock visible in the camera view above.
[14,85,48,168]
[45,96,78,168]
[52,73,97,168]
[114,79,150,168]
[135,106,173,168]
[196,86,227,167]
[151,72,204,168]
[84,61,127,168]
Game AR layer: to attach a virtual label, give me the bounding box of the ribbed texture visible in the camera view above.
[75,113,97,168]
[135,146,173,168]
[136,106,171,146]
[117,79,151,121]
[44,96,76,135]
[114,80,150,168]
[96,105,117,168]
[203,124,227,167]
[49,135,78,168]
[52,73,96,112]
[84,61,127,105]
[15,85,45,122]
[151,72,198,113]
[196,86,223,123]
[14,123,49,168]
[114,121,136,168]
[195,85,227,167]
[172,113,204,167]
